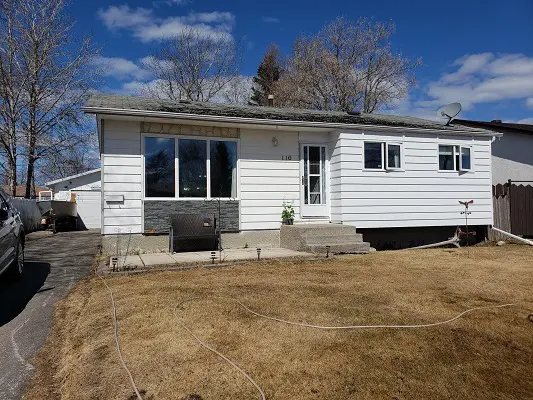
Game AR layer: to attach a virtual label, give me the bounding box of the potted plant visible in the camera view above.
[281,202,295,225]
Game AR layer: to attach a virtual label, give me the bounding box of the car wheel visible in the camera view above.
[9,240,24,280]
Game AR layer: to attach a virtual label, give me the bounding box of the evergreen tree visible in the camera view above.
[251,44,282,106]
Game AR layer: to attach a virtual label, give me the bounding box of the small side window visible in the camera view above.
[438,145,455,171]
[460,146,472,171]
[364,142,384,169]
[386,143,402,170]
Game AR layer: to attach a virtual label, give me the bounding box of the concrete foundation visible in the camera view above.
[101,229,281,255]
[357,225,488,250]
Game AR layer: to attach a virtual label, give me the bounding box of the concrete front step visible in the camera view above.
[308,242,371,254]
[280,224,370,254]
[304,233,364,245]
[285,224,357,236]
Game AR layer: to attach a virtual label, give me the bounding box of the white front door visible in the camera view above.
[300,144,328,218]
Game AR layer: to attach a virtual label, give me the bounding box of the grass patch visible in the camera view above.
[25,246,533,399]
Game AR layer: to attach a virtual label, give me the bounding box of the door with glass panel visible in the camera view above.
[300,144,328,218]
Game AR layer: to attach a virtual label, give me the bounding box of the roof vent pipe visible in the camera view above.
[267,94,274,107]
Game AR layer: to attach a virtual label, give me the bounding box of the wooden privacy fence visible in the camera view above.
[9,197,42,233]
[490,180,533,241]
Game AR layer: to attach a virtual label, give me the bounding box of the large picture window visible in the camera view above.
[210,140,237,198]
[145,137,175,197]
[144,136,238,199]
[179,139,207,197]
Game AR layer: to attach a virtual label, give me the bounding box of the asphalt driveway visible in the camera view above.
[0,230,100,400]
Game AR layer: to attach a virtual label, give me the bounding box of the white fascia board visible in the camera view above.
[46,168,102,186]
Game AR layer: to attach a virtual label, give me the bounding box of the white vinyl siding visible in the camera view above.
[239,129,300,230]
[101,119,143,234]
[72,190,101,229]
[332,131,493,229]
[328,131,342,223]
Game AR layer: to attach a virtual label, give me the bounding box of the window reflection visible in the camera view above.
[145,137,175,197]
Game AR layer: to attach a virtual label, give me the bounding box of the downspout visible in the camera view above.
[491,227,533,246]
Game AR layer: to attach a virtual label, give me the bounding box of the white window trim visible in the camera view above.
[141,132,239,201]
[363,141,385,171]
[459,145,473,172]
[385,142,404,171]
[437,144,474,173]
[363,141,404,172]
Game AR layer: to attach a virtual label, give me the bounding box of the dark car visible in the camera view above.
[0,188,25,280]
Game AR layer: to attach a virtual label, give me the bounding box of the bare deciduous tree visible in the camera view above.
[0,0,25,196]
[37,127,99,182]
[274,17,422,113]
[0,0,99,197]
[143,27,241,102]
[220,75,252,104]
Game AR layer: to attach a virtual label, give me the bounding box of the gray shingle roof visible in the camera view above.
[455,119,533,135]
[84,94,490,133]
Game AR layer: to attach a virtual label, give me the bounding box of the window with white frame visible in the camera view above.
[144,136,237,198]
[386,143,402,169]
[438,145,472,172]
[364,141,403,170]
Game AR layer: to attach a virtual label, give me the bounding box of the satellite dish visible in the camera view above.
[437,103,462,125]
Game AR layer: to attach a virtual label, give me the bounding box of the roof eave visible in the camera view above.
[46,168,101,186]
[82,106,500,137]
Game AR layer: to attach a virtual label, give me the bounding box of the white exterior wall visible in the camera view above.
[239,129,300,230]
[332,130,494,228]
[328,131,342,223]
[50,171,101,200]
[101,119,143,234]
[492,132,533,184]
[99,118,495,234]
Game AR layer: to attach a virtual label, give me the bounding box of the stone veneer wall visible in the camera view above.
[144,200,240,233]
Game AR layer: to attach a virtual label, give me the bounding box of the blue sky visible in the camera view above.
[71,0,533,123]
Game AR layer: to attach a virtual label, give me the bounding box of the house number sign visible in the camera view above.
[281,155,292,160]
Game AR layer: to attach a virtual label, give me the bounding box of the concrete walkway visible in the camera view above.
[115,247,313,270]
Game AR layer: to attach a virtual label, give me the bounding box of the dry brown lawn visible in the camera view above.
[25,246,533,400]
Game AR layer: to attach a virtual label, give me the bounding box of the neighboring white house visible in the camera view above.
[83,94,500,248]
[455,119,533,184]
[46,169,102,229]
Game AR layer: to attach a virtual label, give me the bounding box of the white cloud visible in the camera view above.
[517,117,533,124]
[92,56,152,81]
[262,16,280,24]
[97,6,152,30]
[416,53,533,111]
[382,53,533,122]
[97,5,235,42]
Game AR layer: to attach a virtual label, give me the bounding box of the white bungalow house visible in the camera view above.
[83,94,500,251]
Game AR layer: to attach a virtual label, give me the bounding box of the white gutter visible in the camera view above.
[492,227,533,246]
[82,106,500,137]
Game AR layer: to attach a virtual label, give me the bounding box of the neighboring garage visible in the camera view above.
[46,169,101,230]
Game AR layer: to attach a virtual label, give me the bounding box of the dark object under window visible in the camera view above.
[145,137,175,197]
[170,213,217,252]
[210,140,237,198]
[364,142,383,169]
[179,139,207,197]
